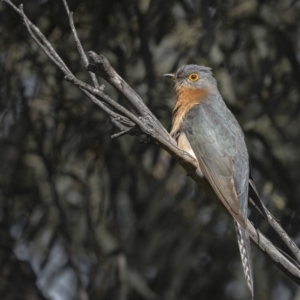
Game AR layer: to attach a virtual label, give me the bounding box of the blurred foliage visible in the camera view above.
[1,0,300,299]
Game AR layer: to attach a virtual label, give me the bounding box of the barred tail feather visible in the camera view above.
[235,221,254,299]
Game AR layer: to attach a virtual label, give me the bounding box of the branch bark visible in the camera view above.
[3,0,300,287]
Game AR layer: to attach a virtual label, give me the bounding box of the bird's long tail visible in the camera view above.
[234,221,254,299]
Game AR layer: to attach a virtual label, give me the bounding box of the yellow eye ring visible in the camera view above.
[188,73,199,81]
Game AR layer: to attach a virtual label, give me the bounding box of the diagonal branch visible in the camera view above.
[248,221,300,284]
[261,201,300,263]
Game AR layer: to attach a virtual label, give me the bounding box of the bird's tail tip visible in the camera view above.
[234,221,254,299]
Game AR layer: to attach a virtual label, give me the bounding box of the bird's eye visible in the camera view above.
[188,73,199,81]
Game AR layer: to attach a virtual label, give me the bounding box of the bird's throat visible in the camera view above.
[170,87,209,137]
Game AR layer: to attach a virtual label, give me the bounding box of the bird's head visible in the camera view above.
[163,64,216,91]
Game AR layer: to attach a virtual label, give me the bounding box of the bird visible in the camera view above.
[164,64,257,299]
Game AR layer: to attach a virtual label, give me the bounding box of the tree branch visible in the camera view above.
[248,221,300,284]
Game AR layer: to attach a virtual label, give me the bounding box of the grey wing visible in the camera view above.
[182,101,254,297]
[182,101,249,226]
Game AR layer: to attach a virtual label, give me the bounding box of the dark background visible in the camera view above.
[1,0,300,299]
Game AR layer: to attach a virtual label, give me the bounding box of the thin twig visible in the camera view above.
[262,201,300,263]
[61,0,103,91]
[17,3,71,75]
[249,184,300,264]
[248,220,300,284]
[80,88,134,128]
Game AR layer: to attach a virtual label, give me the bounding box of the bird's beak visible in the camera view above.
[163,73,175,80]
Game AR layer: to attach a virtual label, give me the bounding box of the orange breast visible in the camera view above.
[170,87,208,137]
